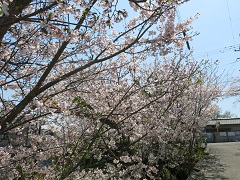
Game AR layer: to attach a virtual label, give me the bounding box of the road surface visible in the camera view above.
[188,142,240,180]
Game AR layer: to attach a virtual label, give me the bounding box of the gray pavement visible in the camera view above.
[188,142,240,180]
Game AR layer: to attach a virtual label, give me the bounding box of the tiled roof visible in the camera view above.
[207,118,240,126]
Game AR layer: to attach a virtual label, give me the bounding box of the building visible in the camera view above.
[0,127,54,147]
[204,118,240,143]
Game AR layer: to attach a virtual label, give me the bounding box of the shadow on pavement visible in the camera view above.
[187,154,229,180]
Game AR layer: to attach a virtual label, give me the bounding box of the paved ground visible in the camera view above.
[188,142,240,180]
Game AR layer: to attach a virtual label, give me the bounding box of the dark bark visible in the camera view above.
[0,0,33,43]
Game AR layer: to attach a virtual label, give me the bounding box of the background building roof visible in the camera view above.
[207,118,240,126]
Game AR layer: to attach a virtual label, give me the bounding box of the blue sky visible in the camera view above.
[179,0,240,116]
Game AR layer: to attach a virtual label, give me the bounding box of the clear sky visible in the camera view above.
[179,0,240,117]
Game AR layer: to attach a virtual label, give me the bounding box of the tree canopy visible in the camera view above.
[0,0,220,179]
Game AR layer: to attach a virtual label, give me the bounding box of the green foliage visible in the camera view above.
[16,165,26,180]
[72,97,81,103]
[161,166,178,180]
[73,97,93,110]
[47,12,53,21]
[196,79,203,85]
[141,89,151,97]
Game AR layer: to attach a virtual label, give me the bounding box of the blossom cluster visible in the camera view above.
[0,0,220,179]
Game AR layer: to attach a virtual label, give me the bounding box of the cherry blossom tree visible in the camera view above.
[226,77,240,101]
[0,0,220,179]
